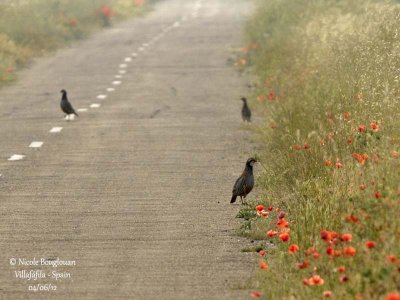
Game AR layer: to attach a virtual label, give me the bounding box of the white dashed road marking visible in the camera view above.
[29,141,44,148]
[119,70,127,74]
[124,57,132,62]
[8,154,25,161]
[115,75,123,79]
[90,103,101,108]
[138,47,145,52]
[50,127,63,133]
[107,88,115,92]
[97,94,107,99]
[131,53,138,57]
[112,81,122,85]
[77,108,88,112]
[119,64,127,68]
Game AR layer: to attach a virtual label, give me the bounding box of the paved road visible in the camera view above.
[0,0,255,299]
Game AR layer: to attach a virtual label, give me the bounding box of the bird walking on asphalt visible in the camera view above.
[241,97,251,122]
[60,89,78,121]
[230,157,257,204]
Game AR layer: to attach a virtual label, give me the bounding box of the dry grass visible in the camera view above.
[238,0,400,299]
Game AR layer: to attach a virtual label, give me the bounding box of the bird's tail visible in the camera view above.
[230,195,237,203]
[73,111,79,117]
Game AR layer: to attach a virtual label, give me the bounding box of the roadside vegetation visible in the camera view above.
[0,0,150,85]
[237,0,400,299]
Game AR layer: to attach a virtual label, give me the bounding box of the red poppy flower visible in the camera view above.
[343,246,356,257]
[338,266,346,273]
[320,230,332,242]
[259,250,266,256]
[347,137,353,144]
[391,151,399,159]
[370,121,379,132]
[386,293,400,300]
[259,261,268,270]
[342,112,351,119]
[310,275,324,285]
[339,274,349,283]
[255,205,264,211]
[312,251,320,259]
[279,232,290,242]
[304,143,310,150]
[352,152,369,165]
[100,5,113,17]
[297,260,310,269]
[267,91,276,100]
[323,291,332,298]
[294,144,302,150]
[374,192,381,199]
[336,159,343,168]
[288,244,300,254]
[258,210,269,217]
[250,291,262,298]
[276,218,289,228]
[325,160,333,166]
[267,206,273,211]
[341,233,352,242]
[326,247,335,257]
[387,255,397,263]
[278,212,286,219]
[365,241,376,249]
[357,125,367,133]
[345,214,359,223]
[266,230,278,237]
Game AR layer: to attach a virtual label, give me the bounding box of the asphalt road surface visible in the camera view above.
[0,0,256,299]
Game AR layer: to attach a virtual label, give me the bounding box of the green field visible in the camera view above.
[238,0,400,299]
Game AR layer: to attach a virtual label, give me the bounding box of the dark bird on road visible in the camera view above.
[230,157,257,204]
[60,89,78,120]
[241,97,251,122]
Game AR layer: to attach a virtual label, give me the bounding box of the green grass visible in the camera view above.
[0,0,150,84]
[238,0,400,299]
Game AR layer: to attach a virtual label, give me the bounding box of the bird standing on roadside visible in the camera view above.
[230,157,257,204]
[60,89,78,121]
[241,97,251,122]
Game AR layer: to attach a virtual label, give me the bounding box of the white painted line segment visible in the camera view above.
[77,108,88,112]
[8,154,25,161]
[119,64,127,68]
[29,141,43,148]
[115,75,123,79]
[49,127,63,133]
[119,70,127,74]
[124,57,132,62]
[97,94,107,99]
[90,103,101,108]
[112,81,122,85]
[131,53,138,57]
[107,87,115,92]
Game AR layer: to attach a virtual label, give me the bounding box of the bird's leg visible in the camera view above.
[64,115,69,121]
